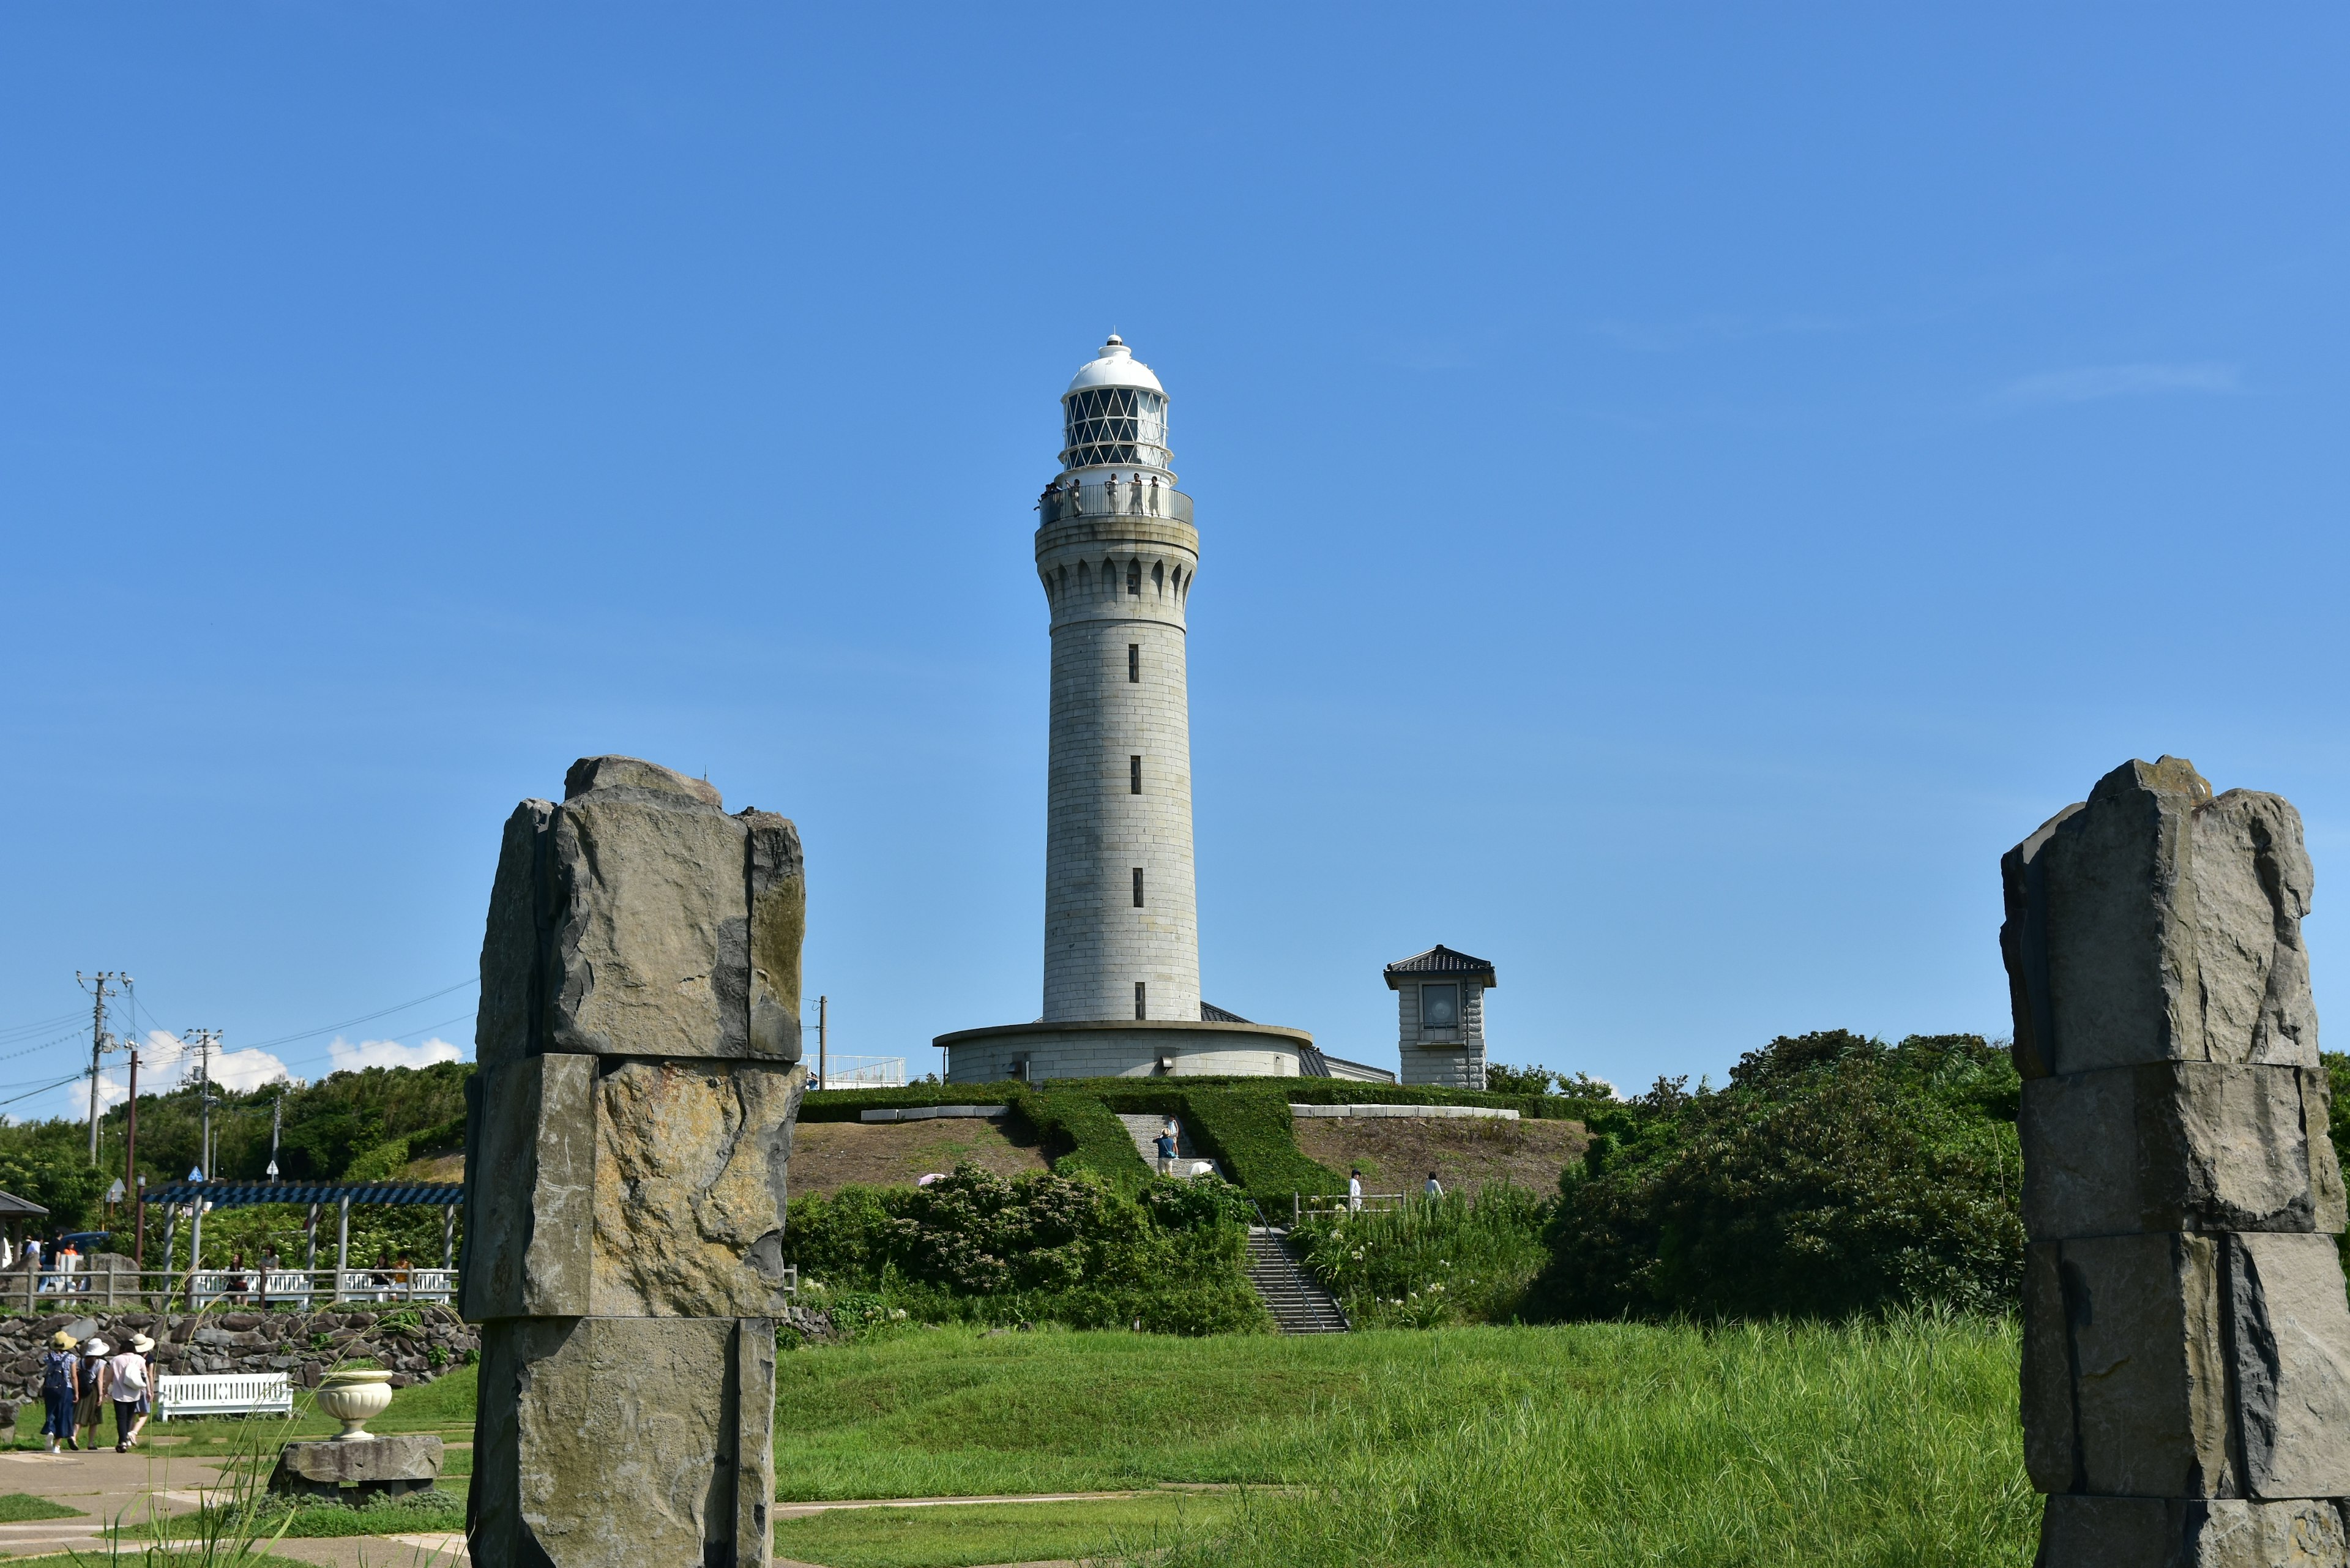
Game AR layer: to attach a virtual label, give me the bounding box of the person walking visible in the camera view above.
[1424,1170,1444,1200]
[1154,1127,1178,1177]
[39,1332,80,1454]
[1348,1168,1364,1214]
[73,1338,109,1451]
[108,1335,152,1451]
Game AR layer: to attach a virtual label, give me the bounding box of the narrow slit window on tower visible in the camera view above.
[1153,561,1165,595]
[1130,755,1141,794]
[1128,643,1139,682]
[1127,559,1141,596]
[1132,867,1144,907]
[1135,981,1147,1020]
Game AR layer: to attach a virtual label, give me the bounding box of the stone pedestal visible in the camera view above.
[270,1435,444,1502]
[2002,758,2350,1566]
[463,756,804,1568]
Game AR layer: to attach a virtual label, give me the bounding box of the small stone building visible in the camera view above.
[1386,945,1495,1089]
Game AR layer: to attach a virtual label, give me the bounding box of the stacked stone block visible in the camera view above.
[2002,756,2350,1565]
[462,756,805,1568]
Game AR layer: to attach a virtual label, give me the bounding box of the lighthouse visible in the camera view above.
[936,337,1387,1085]
[1039,335,1201,1025]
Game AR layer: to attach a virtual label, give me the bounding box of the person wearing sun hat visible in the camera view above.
[106,1335,153,1451]
[39,1332,82,1454]
[73,1338,110,1450]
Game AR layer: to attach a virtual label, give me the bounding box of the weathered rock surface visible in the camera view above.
[270,1434,444,1500]
[471,756,805,1067]
[461,1051,595,1320]
[2039,1495,2350,1567]
[590,1059,802,1318]
[2007,759,2350,1564]
[2021,1064,2345,1239]
[471,1315,774,1568]
[466,758,801,1568]
[2003,758,2318,1080]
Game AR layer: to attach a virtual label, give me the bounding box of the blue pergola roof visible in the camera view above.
[147,1181,464,1208]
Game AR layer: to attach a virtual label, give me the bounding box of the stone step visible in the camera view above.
[1117,1113,1220,1178]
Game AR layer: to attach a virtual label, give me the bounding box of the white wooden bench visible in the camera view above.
[156,1372,294,1422]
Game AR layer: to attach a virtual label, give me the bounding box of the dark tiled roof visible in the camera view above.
[1385,944,1496,979]
[148,1181,464,1209]
[1201,1001,1252,1023]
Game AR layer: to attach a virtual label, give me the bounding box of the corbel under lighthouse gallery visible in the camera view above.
[937,337,1383,1086]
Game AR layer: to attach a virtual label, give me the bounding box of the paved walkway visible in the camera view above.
[0,1450,1188,1568]
[0,1444,223,1557]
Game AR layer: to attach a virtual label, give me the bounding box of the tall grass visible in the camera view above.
[1149,1310,2035,1568]
[1292,1185,1553,1326]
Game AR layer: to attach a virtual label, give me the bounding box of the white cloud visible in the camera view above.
[35,1027,291,1123]
[328,1036,464,1074]
[1996,362,2242,405]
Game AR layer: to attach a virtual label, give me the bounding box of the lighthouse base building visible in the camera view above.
[938,336,1391,1087]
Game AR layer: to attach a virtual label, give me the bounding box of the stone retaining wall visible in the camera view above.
[0,1304,477,1413]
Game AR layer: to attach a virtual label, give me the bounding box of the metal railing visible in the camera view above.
[3,1264,458,1313]
[1292,1191,1411,1222]
[1039,482,1192,526]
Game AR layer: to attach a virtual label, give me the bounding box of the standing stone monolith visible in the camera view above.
[461,756,804,1568]
[2002,756,2350,1566]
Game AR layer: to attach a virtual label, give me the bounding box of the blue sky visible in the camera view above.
[4,7,2346,1114]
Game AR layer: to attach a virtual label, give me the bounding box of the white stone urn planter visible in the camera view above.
[315,1370,395,1443]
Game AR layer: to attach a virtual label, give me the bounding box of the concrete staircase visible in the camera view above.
[1117,1113,1218,1176]
[1245,1228,1350,1334]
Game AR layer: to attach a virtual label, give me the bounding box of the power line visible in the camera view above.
[232,977,477,1052]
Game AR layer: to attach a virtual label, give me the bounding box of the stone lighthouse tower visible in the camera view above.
[937,337,1354,1084]
[1039,335,1200,1025]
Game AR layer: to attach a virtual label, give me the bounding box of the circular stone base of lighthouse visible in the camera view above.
[936,1020,1315,1085]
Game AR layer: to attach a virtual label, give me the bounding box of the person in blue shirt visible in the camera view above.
[1154,1129,1178,1176]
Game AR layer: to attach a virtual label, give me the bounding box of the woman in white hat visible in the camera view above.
[107,1335,154,1450]
[73,1338,109,1451]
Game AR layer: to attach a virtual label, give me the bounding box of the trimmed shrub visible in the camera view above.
[1013,1088,1153,1192]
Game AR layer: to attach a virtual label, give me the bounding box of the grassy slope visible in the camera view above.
[771,1496,1236,1568]
[774,1318,2036,1568]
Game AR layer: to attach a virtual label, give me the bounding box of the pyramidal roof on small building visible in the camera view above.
[1384,944,1498,987]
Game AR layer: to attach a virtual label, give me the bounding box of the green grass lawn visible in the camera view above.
[0,1491,84,1521]
[776,1315,2037,1567]
[772,1496,1237,1568]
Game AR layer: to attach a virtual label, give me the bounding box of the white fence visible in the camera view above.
[187,1267,455,1310]
[818,1055,906,1089]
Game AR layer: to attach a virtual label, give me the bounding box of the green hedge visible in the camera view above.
[1011,1088,1153,1192]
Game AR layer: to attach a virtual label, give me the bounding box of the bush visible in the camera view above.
[780,1166,1268,1335]
[1292,1185,1554,1327]
[1527,1032,2023,1321]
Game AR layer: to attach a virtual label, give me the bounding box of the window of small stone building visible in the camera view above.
[1421,983,1460,1028]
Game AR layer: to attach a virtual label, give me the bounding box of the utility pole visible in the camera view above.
[77,971,130,1164]
[126,1043,142,1267]
[267,1091,283,1179]
[184,1028,220,1179]
[817,995,828,1092]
